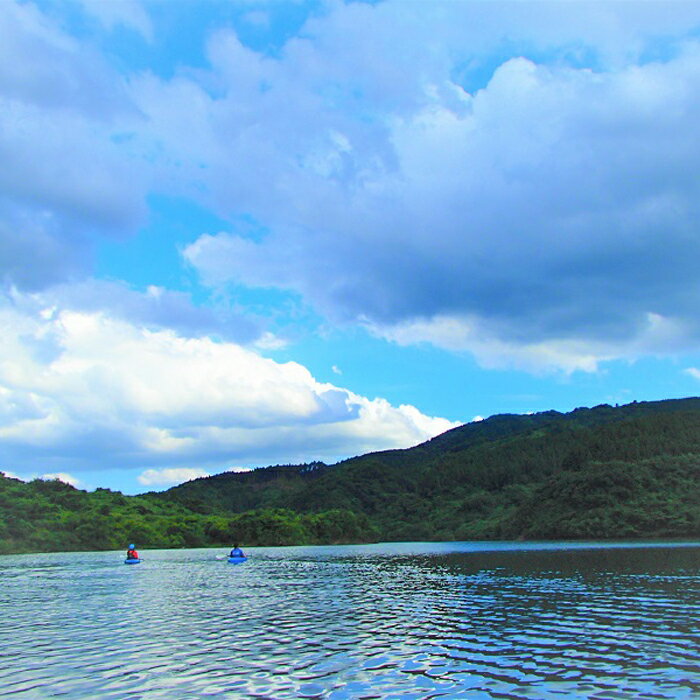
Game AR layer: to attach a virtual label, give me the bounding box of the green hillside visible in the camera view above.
[0,475,375,554]
[2,398,700,554]
[157,398,700,541]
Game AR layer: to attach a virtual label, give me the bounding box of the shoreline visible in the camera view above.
[3,537,700,558]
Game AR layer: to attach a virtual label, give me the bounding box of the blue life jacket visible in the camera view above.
[230,548,244,557]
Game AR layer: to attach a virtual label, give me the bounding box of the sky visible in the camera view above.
[2,0,700,494]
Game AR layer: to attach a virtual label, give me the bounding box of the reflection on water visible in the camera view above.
[1,541,698,698]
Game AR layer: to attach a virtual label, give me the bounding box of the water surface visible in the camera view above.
[1,541,698,698]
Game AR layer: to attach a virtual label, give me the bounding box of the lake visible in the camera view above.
[1,541,698,698]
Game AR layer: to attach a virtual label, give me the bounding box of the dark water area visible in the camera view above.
[0,541,698,698]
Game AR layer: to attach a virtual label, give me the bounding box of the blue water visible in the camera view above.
[1,541,698,698]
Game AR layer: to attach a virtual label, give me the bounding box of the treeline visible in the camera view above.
[508,454,700,539]
[0,475,376,554]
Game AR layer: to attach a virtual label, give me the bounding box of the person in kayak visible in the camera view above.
[229,544,245,558]
[126,544,139,560]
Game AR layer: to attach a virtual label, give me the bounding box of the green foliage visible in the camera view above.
[225,508,378,546]
[507,454,700,539]
[0,475,377,554]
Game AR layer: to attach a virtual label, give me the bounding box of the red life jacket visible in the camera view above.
[127,549,139,559]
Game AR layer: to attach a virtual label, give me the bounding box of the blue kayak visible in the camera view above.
[227,556,247,564]
[124,558,141,565]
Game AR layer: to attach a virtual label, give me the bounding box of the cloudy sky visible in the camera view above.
[2,0,700,493]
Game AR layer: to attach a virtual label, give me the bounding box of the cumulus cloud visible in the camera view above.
[39,472,83,488]
[0,292,457,473]
[0,1,148,291]
[77,0,153,41]
[179,15,700,371]
[368,312,692,374]
[0,1,134,118]
[39,279,263,344]
[137,467,210,487]
[5,0,700,375]
[0,470,24,481]
[0,470,84,487]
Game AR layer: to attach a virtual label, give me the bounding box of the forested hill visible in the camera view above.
[2,398,700,554]
[0,475,375,554]
[157,397,700,541]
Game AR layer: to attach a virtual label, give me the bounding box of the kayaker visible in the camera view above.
[229,544,245,558]
[126,544,139,560]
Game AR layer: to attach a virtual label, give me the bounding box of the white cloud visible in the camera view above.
[0,468,82,487]
[137,467,210,487]
[0,1,133,116]
[40,279,261,344]
[0,470,24,481]
[40,472,82,488]
[4,0,700,374]
[685,368,700,381]
[0,1,148,291]
[369,312,691,374]
[181,40,700,371]
[224,466,253,474]
[77,0,153,41]
[0,291,458,473]
[253,331,288,351]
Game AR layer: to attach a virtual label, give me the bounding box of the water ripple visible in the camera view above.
[0,543,698,698]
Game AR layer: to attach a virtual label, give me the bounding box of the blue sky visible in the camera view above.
[2,0,700,494]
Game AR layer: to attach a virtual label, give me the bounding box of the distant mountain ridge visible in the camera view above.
[156,397,700,540]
